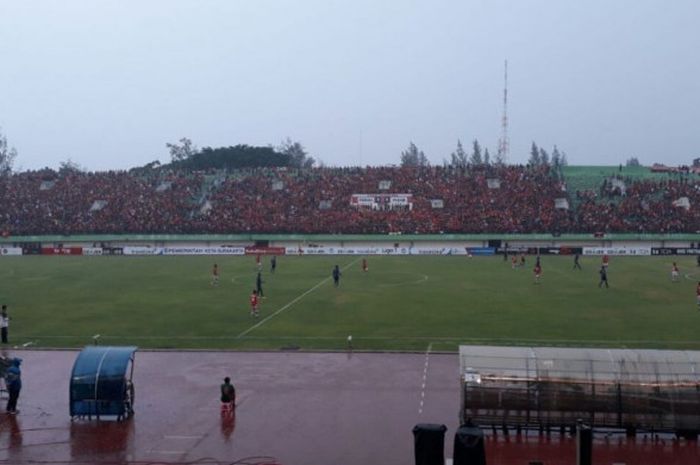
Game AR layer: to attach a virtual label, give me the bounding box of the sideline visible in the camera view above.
[418,342,432,415]
[236,257,362,338]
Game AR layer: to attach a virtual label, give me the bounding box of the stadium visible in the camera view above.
[2,2,700,464]
[3,159,700,465]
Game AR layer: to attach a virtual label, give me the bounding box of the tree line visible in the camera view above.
[400,139,568,170]
[0,127,652,175]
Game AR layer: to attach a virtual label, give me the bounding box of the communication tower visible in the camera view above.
[497,60,510,163]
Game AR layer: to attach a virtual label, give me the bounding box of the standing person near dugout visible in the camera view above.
[220,376,236,413]
[5,358,21,414]
[1,305,8,344]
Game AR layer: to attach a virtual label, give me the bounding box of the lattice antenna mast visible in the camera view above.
[497,60,510,164]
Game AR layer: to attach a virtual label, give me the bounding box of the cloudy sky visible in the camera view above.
[1,0,699,171]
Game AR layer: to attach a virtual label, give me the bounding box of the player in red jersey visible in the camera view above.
[211,263,219,286]
[671,262,680,282]
[602,254,609,268]
[362,258,368,272]
[533,263,542,284]
[511,255,518,270]
[250,289,259,317]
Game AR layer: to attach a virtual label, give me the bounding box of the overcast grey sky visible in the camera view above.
[1,0,699,171]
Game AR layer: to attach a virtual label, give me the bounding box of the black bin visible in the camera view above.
[412,423,447,465]
[453,424,486,465]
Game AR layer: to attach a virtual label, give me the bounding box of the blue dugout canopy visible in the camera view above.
[70,346,137,419]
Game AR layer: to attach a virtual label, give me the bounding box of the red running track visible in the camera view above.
[0,349,698,465]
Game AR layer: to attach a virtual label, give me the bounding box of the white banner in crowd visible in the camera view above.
[0,247,22,256]
[582,247,651,256]
[123,246,245,256]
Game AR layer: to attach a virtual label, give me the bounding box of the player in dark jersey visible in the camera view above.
[573,253,582,270]
[599,266,609,288]
[332,265,341,287]
[270,255,277,274]
[362,258,368,272]
[256,272,264,297]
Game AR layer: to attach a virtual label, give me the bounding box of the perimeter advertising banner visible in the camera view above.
[123,246,246,255]
[82,247,104,256]
[582,247,651,256]
[652,248,700,256]
[497,247,582,255]
[0,247,22,256]
[244,246,286,256]
[287,246,413,255]
[41,247,83,255]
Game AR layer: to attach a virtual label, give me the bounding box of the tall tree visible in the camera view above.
[551,145,561,169]
[560,151,569,166]
[166,137,198,162]
[469,139,483,165]
[450,139,468,168]
[626,157,641,167]
[483,147,491,166]
[401,142,429,167]
[58,158,84,174]
[528,142,540,166]
[539,148,550,166]
[279,138,315,168]
[0,127,18,176]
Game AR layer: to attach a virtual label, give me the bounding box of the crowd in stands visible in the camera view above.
[0,165,698,235]
[0,170,202,235]
[576,177,700,233]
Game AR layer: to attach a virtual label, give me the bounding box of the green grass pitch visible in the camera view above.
[1,254,698,351]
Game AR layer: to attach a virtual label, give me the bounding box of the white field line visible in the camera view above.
[22,334,700,347]
[236,257,362,338]
[418,343,433,415]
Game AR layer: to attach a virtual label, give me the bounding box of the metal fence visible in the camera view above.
[459,346,700,434]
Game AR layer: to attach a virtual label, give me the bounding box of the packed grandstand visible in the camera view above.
[1,164,698,236]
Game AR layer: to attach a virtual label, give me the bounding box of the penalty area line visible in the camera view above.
[236,257,362,338]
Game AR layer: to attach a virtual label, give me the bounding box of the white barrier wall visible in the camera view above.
[122,246,246,255]
[0,247,22,256]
